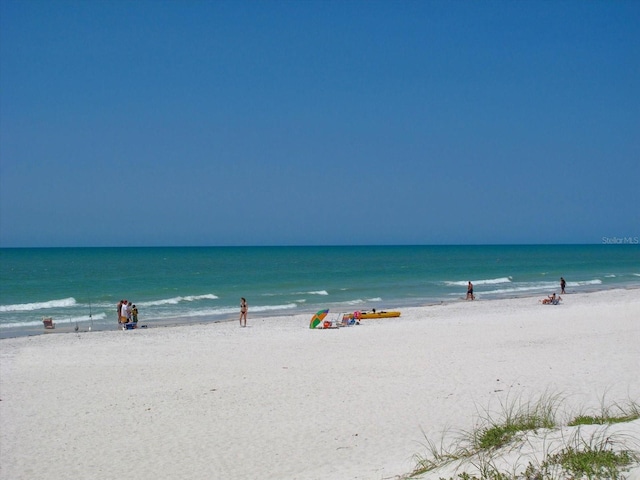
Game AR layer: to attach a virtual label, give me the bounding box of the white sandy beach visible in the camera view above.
[1,289,639,480]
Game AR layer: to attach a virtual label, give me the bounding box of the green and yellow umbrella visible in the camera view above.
[309,309,329,329]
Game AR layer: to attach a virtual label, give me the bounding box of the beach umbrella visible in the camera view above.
[309,309,329,329]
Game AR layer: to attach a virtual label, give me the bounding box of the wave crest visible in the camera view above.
[0,297,77,313]
[567,279,602,286]
[444,277,512,287]
[139,294,219,307]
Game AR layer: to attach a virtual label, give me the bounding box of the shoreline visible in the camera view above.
[1,288,639,479]
[3,283,639,340]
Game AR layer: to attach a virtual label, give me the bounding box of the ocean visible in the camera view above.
[1,245,638,338]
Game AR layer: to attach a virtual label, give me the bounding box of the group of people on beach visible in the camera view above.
[115,298,246,329]
[117,299,138,325]
[115,277,568,330]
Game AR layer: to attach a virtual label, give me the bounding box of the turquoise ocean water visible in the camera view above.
[1,245,638,338]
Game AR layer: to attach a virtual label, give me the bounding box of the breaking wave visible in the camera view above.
[0,297,77,313]
[262,290,329,297]
[567,279,602,286]
[174,303,298,318]
[444,277,512,287]
[479,278,603,296]
[138,294,219,307]
[1,312,107,329]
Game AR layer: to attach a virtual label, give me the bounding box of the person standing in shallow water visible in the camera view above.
[560,277,566,294]
[466,281,475,300]
[239,298,248,327]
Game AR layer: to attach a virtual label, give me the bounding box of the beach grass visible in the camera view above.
[409,395,640,479]
[542,441,637,479]
[568,398,640,427]
[472,393,559,451]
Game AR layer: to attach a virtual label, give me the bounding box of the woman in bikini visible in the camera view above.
[239,298,248,327]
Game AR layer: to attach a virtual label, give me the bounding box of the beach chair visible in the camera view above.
[340,313,358,326]
[541,296,562,305]
[42,317,55,329]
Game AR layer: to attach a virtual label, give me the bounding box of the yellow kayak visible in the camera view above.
[342,311,401,320]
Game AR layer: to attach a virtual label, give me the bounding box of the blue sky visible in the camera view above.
[1,0,638,247]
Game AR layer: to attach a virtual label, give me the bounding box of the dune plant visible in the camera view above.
[535,426,639,480]
[411,393,560,477]
[471,392,559,451]
[413,427,476,475]
[569,399,640,427]
[407,395,640,480]
[544,444,636,479]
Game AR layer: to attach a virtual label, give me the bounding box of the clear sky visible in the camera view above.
[1,0,638,247]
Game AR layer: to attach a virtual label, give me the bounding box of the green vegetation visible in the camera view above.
[570,415,639,426]
[409,395,640,480]
[544,444,636,479]
[568,400,640,427]
[473,394,558,450]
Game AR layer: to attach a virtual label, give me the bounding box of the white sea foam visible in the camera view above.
[139,294,219,307]
[1,320,54,329]
[481,278,602,295]
[567,279,602,286]
[251,303,298,313]
[57,313,108,324]
[174,303,298,318]
[0,312,107,329]
[262,290,329,297]
[444,277,512,287]
[0,297,77,313]
[482,284,558,295]
[344,299,366,306]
